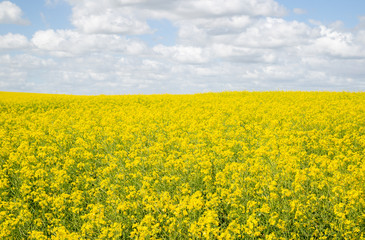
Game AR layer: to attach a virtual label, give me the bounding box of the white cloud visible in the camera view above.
[211,43,276,63]
[170,0,286,18]
[356,30,365,45]
[0,54,31,91]
[66,0,286,35]
[71,7,151,34]
[0,33,29,50]
[175,16,253,46]
[197,16,253,35]
[216,18,315,48]
[307,26,365,59]
[98,0,286,18]
[153,44,210,64]
[31,29,147,56]
[0,1,29,25]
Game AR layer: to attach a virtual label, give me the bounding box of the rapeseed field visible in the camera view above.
[0,91,364,239]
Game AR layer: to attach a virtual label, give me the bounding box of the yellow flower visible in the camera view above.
[1,91,364,239]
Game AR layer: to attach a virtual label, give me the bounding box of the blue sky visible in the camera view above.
[3,1,365,42]
[279,0,365,27]
[1,0,365,94]
[0,1,71,36]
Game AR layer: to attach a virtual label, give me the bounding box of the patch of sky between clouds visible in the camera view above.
[276,0,365,28]
[0,0,73,38]
[39,1,73,30]
[137,19,177,47]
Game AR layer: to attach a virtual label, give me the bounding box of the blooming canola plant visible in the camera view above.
[0,91,364,239]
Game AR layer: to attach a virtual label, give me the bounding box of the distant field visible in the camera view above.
[0,91,364,239]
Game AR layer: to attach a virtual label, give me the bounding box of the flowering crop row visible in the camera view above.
[0,91,364,239]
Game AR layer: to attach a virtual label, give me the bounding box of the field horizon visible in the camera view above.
[1,90,365,97]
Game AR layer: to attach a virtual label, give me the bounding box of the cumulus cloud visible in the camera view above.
[215,18,315,48]
[153,45,211,64]
[0,33,29,50]
[71,8,152,34]
[0,1,29,25]
[307,26,365,59]
[66,0,286,34]
[165,0,286,18]
[31,29,147,56]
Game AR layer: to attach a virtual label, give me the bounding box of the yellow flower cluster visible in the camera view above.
[0,91,364,239]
